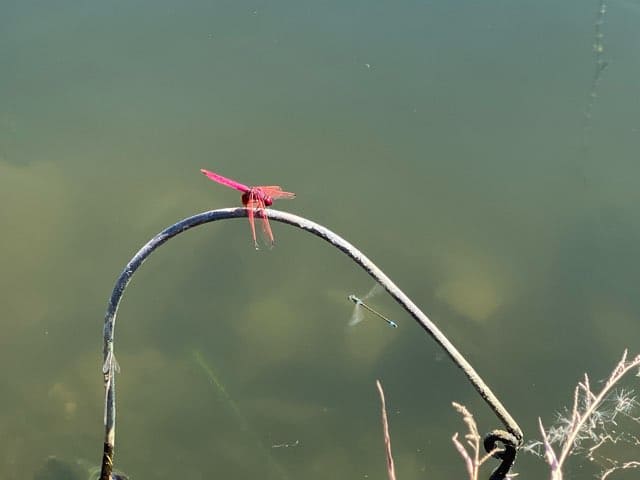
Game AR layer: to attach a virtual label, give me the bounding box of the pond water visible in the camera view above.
[1,0,640,478]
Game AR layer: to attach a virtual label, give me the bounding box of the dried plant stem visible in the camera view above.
[452,402,505,480]
[100,208,522,479]
[558,351,637,469]
[376,380,396,480]
[539,350,640,480]
[452,402,482,480]
[601,461,640,479]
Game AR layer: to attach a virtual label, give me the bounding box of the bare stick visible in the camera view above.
[376,380,396,480]
[99,207,522,479]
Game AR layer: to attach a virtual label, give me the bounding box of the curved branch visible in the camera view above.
[485,430,519,480]
[99,207,522,480]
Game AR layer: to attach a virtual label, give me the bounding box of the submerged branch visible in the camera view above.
[99,207,522,479]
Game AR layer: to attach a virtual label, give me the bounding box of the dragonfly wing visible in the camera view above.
[258,186,296,200]
[348,305,364,326]
[363,284,383,301]
[102,350,120,374]
[201,169,250,193]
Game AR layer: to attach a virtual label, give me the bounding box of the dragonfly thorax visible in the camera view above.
[241,189,273,207]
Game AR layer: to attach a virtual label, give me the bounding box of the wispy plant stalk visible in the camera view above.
[376,380,396,480]
[538,350,640,480]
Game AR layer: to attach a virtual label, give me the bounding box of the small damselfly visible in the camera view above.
[348,285,398,328]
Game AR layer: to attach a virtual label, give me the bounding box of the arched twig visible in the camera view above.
[485,430,519,480]
[99,207,522,480]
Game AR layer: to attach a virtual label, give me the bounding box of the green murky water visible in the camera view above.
[2,0,640,478]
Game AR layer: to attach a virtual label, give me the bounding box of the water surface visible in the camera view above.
[1,0,639,478]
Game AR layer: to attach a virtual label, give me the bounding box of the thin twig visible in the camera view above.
[452,402,481,480]
[452,403,507,480]
[99,207,522,479]
[601,460,640,480]
[538,418,561,480]
[376,380,396,480]
[453,432,476,480]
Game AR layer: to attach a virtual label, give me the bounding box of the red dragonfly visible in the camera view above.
[201,168,296,249]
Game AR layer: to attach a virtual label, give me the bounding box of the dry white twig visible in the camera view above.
[452,402,501,480]
[538,350,640,479]
[376,380,397,480]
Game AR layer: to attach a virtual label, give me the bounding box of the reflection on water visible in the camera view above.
[2,0,640,478]
[33,456,129,480]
